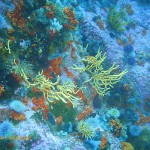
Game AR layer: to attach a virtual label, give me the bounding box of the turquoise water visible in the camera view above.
[0,0,150,150]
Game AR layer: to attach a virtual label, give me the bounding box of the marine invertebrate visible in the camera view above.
[0,120,14,137]
[77,120,95,139]
[128,127,150,150]
[100,137,108,150]
[9,100,26,113]
[10,110,26,121]
[43,57,62,78]
[20,70,81,107]
[32,96,49,120]
[63,7,78,30]
[108,8,128,33]
[110,119,122,137]
[63,7,78,25]
[129,125,142,136]
[73,49,127,96]
[49,57,62,75]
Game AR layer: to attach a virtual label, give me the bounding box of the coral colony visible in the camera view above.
[0,0,150,150]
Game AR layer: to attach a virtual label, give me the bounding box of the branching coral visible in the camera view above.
[20,69,81,107]
[73,49,127,96]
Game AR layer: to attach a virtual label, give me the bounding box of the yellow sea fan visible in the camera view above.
[73,48,127,96]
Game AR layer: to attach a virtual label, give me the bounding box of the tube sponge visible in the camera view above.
[0,121,15,137]
[9,100,26,113]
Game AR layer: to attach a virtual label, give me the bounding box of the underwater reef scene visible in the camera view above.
[0,0,150,149]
